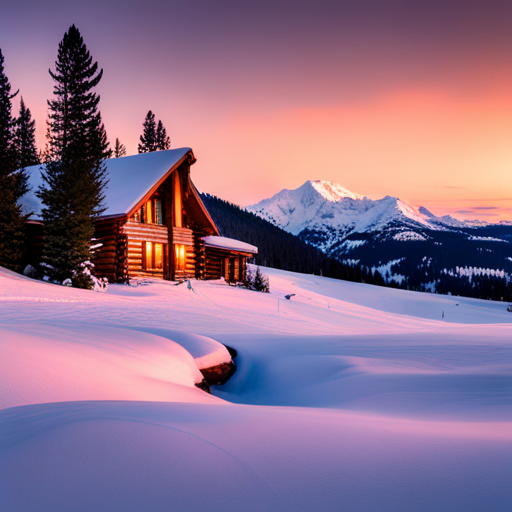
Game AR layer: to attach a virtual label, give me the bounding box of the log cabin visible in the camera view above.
[20,148,258,283]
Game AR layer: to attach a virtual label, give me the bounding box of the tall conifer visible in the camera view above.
[37,25,109,287]
[0,48,27,272]
[114,137,126,157]
[138,110,156,153]
[14,97,39,169]
[156,120,170,150]
[138,111,170,153]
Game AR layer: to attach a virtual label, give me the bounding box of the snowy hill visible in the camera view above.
[1,266,511,511]
[247,181,512,297]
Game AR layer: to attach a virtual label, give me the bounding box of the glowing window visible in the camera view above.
[154,243,163,270]
[145,241,153,268]
[175,244,186,271]
[145,200,153,224]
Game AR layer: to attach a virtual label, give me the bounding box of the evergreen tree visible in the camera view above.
[14,96,39,169]
[0,48,27,272]
[114,137,126,158]
[156,119,170,150]
[138,111,170,152]
[138,110,156,153]
[37,25,109,287]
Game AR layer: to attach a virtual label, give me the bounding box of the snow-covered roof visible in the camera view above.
[202,236,258,254]
[19,148,192,220]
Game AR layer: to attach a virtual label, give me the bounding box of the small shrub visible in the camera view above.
[242,265,270,293]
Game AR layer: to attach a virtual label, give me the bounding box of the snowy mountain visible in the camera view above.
[247,180,512,295]
[247,180,485,248]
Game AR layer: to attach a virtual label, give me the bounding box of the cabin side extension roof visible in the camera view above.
[19,148,217,226]
[203,236,257,255]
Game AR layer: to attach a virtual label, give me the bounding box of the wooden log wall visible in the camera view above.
[93,217,127,283]
[172,226,194,246]
[203,247,254,282]
[123,221,168,279]
[193,233,206,280]
[204,247,229,281]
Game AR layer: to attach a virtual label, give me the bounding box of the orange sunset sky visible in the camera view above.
[1,0,511,221]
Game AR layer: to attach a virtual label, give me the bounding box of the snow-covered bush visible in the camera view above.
[243,265,270,293]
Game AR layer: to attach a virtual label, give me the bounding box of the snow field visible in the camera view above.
[0,265,511,511]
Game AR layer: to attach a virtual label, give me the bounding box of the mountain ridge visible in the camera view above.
[247,180,493,239]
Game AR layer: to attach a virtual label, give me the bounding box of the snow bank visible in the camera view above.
[127,328,232,370]
[0,323,217,410]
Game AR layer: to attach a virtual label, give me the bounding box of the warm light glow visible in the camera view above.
[146,200,153,224]
[154,243,163,270]
[174,244,186,271]
[173,173,182,228]
[145,242,152,268]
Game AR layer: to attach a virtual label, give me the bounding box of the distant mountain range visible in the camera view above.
[246,181,512,299]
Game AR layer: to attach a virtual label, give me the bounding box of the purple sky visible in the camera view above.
[1,1,511,220]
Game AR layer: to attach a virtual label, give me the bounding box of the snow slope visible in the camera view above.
[1,266,511,511]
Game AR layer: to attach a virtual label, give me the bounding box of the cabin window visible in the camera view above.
[145,241,152,268]
[145,200,153,223]
[175,244,186,271]
[155,199,163,224]
[133,198,164,225]
[154,243,163,269]
[143,242,165,270]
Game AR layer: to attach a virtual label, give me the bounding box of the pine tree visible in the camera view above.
[114,137,126,158]
[138,110,156,153]
[14,97,39,169]
[37,25,109,287]
[156,119,170,150]
[138,111,170,153]
[0,48,27,272]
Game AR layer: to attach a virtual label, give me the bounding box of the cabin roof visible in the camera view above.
[203,236,258,254]
[19,148,192,221]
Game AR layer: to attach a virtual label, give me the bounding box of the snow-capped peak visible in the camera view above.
[246,179,486,244]
[309,180,365,202]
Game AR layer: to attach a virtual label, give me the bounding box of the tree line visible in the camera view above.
[0,25,172,286]
[200,193,388,284]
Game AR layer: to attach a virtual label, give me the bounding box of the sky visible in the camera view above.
[1,0,511,221]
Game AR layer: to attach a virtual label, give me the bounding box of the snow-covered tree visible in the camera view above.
[37,25,109,288]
